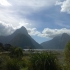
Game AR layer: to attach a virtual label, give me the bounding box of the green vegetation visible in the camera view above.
[0,41,70,70]
[10,47,23,59]
[6,59,20,70]
[28,52,62,70]
[0,43,4,52]
[64,41,70,70]
[0,43,26,70]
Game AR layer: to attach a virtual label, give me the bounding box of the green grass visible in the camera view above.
[21,67,28,70]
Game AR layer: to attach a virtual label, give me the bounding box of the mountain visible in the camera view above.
[10,33,35,49]
[41,33,70,49]
[0,26,42,49]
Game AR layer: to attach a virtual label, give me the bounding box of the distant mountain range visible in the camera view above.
[0,26,70,49]
[0,26,43,49]
[41,33,70,49]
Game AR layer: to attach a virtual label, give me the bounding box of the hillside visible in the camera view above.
[41,33,70,49]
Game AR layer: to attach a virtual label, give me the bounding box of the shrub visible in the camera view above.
[0,43,4,52]
[4,44,12,51]
[28,52,62,70]
[64,41,70,70]
[0,55,10,70]
[10,47,23,59]
[6,59,20,70]
[0,57,3,69]
[19,60,26,68]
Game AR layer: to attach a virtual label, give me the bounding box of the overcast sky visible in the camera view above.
[0,0,70,43]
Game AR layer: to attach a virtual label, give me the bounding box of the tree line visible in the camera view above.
[0,43,13,52]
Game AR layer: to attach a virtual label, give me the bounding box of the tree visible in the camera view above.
[64,41,70,70]
[4,44,12,51]
[10,47,23,59]
[0,43,3,47]
[0,43,4,52]
[28,52,62,70]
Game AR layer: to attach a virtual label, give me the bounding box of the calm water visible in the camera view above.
[24,49,64,52]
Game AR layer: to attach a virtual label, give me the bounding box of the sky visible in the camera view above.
[0,0,70,43]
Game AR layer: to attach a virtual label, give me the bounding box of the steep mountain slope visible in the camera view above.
[0,26,28,44]
[10,33,35,49]
[0,26,42,49]
[41,33,70,49]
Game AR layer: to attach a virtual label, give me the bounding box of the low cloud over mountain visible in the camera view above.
[0,21,70,39]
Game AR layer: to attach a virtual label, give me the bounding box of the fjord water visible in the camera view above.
[24,49,64,52]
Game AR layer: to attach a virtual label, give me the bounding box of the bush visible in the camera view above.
[28,52,62,70]
[0,55,10,70]
[0,43,4,52]
[19,60,26,68]
[10,47,23,59]
[6,59,20,70]
[64,41,70,70]
[0,57,3,69]
[4,44,12,51]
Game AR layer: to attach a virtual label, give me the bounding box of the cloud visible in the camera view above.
[0,20,39,37]
[8,0,57,11]
[0,20,35,36]
[0,0,11,6]
[27,27,70,38]
[18,21,32,28]
[0,0,70,39]
[39,28,70,38]
[0,0,59,27]
[0,21,15,36]
[0,19,33,36]
[27,28,40,36]
[56,0,70,14]
[0,5,20,27]
[55,1,63,5]
[0,21,70,39]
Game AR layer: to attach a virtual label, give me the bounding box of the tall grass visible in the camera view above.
[28,52,62,70]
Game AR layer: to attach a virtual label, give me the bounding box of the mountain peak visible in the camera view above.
[13,26,28,35]
[18,26,28,34]
[20,26,26,30]
[61,33,69,37]
[41,33,70,49]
